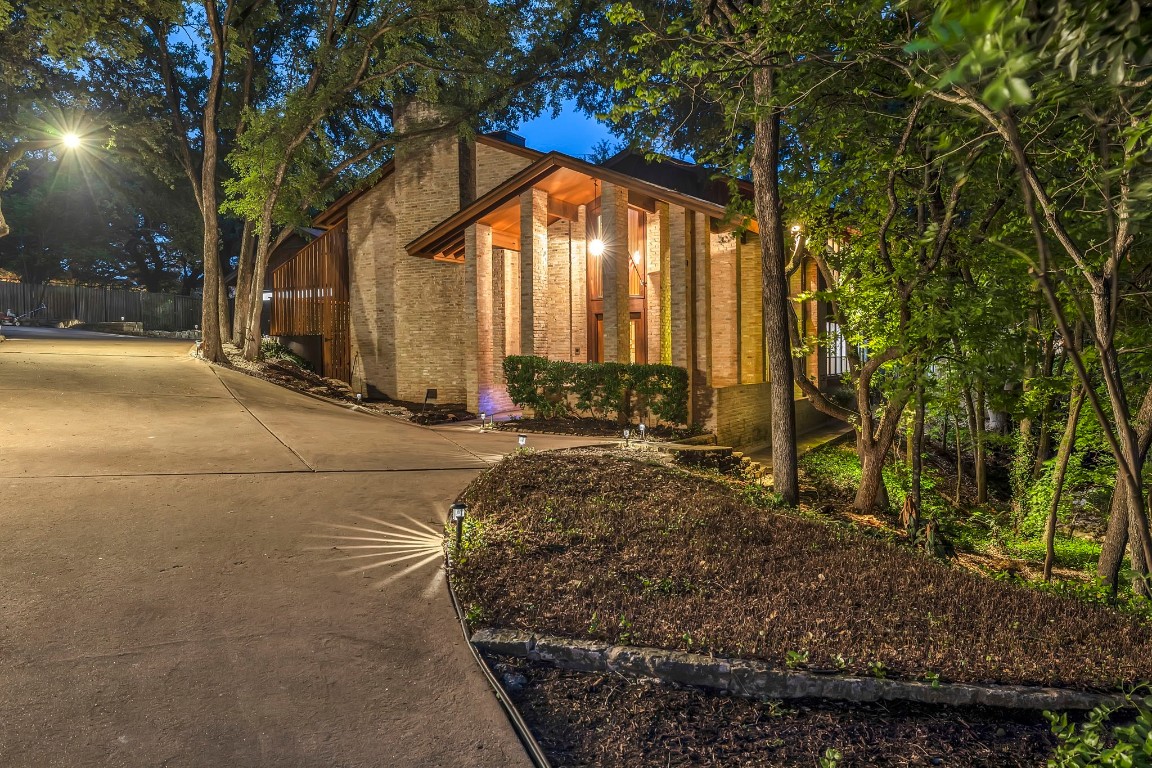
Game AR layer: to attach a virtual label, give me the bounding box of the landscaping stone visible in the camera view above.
[471,629,1123,711]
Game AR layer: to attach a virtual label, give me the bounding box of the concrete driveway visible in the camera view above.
[0,328,585,767]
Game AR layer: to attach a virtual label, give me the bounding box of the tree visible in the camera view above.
[911,0,1152,591]
[0,0,176,238]
[604,0,889,505]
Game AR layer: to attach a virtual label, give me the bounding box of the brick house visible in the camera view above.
[272,101,835,447]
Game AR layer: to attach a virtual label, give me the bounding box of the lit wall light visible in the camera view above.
[588,239,605,257]
[631,250,641,264]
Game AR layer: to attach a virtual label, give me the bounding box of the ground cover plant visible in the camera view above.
[453,449,1152,690]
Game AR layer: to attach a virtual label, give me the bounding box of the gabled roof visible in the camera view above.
[406,151,753,260]
[311,134,544,229]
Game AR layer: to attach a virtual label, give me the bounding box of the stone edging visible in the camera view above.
[471,628,1122,712]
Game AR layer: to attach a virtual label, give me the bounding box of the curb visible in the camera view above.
[444,551,553,768]
[471,628,1123,712]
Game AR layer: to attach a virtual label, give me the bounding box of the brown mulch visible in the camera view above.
[492,656,1055,767]
[492,415,691,439]
[454,450,1152,691]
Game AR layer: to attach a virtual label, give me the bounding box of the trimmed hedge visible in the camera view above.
[503,355,689,426]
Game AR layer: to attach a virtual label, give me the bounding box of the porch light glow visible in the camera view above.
[588,238,605,257]
[631,250,641,264]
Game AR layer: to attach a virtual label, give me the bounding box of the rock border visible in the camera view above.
[472,628,1122,712]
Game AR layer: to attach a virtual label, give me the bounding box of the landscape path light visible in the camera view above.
[518,434,527,448]
[451,503,468,555]
[638,423,646,441]
[623,428,630,446]
[479,412,487,430]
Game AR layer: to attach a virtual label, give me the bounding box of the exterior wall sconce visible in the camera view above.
[588,238,605,257]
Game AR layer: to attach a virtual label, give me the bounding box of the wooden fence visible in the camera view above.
[269,222,351,382]
[0,282,201,331]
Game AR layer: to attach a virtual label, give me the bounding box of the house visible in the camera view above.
[271,100,834,447]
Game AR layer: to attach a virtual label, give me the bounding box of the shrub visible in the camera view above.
[1047,695,1152,766]
[502,356,689,425]
[260,337,314,371]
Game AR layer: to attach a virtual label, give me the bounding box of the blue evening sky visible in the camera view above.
[508,99,616,159]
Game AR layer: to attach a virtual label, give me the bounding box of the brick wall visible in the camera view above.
[708,229,738,387]
[347,174,398,398]
[739,232,765,384]
[713,385,826,448]
[476,141,534,197]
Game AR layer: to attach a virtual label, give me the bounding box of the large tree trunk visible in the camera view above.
[1044,386,1084,581]
[232,219,256,350]
[750,66,798,505]
[856,438,890,511]
[242,212,277,361]
[196,0,228,364]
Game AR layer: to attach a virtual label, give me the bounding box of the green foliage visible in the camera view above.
[260,337,314,371]
[1047,695,1152,767]
[502,355,689,425]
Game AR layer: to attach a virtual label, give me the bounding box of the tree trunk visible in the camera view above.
[196,0,228,364]
[232,218,256,349]
[1097,382,1152,589]
[974,386,987,503]
[217,267,231,344]
[856,437,890,512]
[242,212,277,361]
[908,384,926,534]
[954,412,963,504]
[750,66,798,505]
[1044,386,1084,581]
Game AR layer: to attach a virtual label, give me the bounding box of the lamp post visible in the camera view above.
[450,503,468,555]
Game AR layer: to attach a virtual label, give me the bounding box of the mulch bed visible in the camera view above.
[492,655,1055,767]
[492,416,691,440]
[453,449,1152,691]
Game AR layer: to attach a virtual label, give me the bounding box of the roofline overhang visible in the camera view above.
[406,151,752,259]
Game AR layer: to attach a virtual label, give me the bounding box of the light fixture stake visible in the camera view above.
[450,503,468,556]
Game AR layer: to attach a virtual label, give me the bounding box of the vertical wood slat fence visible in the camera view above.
[269,223,351,383]
[0,282,201,331]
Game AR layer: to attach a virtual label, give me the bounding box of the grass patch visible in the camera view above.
[453,449,1152,691]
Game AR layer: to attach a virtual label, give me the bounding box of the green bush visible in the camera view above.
[1047,695,1152,767]
[502,355,689,425]
[260,337,314,371]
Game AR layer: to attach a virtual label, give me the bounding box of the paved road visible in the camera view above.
[0,328,586,768]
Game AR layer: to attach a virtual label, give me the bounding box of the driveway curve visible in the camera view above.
[0,328,587,768]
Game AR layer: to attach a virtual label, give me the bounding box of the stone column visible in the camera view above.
[519,188,548,356]
[570,206,588,361]
[668,204,689,369]
[464,224,486,414]
[709,229,738,387]
[601,182,630,362]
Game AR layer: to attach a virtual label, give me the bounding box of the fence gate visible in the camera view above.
[269,223,351,383]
